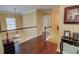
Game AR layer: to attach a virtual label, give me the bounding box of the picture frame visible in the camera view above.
[64,30,71,38]
[64,5,79,24]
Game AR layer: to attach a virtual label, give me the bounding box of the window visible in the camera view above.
[6,17,16,30]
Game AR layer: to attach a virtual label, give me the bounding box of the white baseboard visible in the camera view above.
[19,33,42,44]
[46,35,52,41]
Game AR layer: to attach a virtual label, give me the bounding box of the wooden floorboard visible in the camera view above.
[15,35,58,54]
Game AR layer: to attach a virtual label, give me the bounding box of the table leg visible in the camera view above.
[60,40,63,54]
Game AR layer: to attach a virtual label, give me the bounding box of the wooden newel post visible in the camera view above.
[6,31,9,42]
[44,27,46,49]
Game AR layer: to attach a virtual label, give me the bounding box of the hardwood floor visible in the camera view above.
[15,35,58,54]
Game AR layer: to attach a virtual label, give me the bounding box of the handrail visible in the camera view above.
[0,26,37,42]
[0,26,37,33]
[0,26,51,33]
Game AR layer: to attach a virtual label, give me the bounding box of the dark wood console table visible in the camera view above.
[60,37,79,54]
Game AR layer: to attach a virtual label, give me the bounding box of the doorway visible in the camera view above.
[43,14,52,40]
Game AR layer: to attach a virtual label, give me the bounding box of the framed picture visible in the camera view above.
[64,30,71,38]
[64,5,79,24]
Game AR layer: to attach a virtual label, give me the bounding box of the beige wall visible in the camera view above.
[59,5,79,53]
[0,13,23,41]
[47,6,63,52]
[23,11,37,27]
[0,13,23,30]
[22,10,44,42]
[0,34,3,53]
[48,6,60,44]
[59,5,79,36]
[22,11,37,42]
[48,5,79,52]
[51,6,60,33]
[36,10,43,35]
[0,13,23,53]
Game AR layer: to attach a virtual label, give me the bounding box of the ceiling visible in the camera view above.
[0,5,55,15]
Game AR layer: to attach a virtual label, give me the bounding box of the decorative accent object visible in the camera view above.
[73,33,78,41]
[77,34,79,41]
[64,30,71,38]
[64,5,79,24]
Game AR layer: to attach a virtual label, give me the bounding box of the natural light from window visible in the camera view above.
[6,17,16,30]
